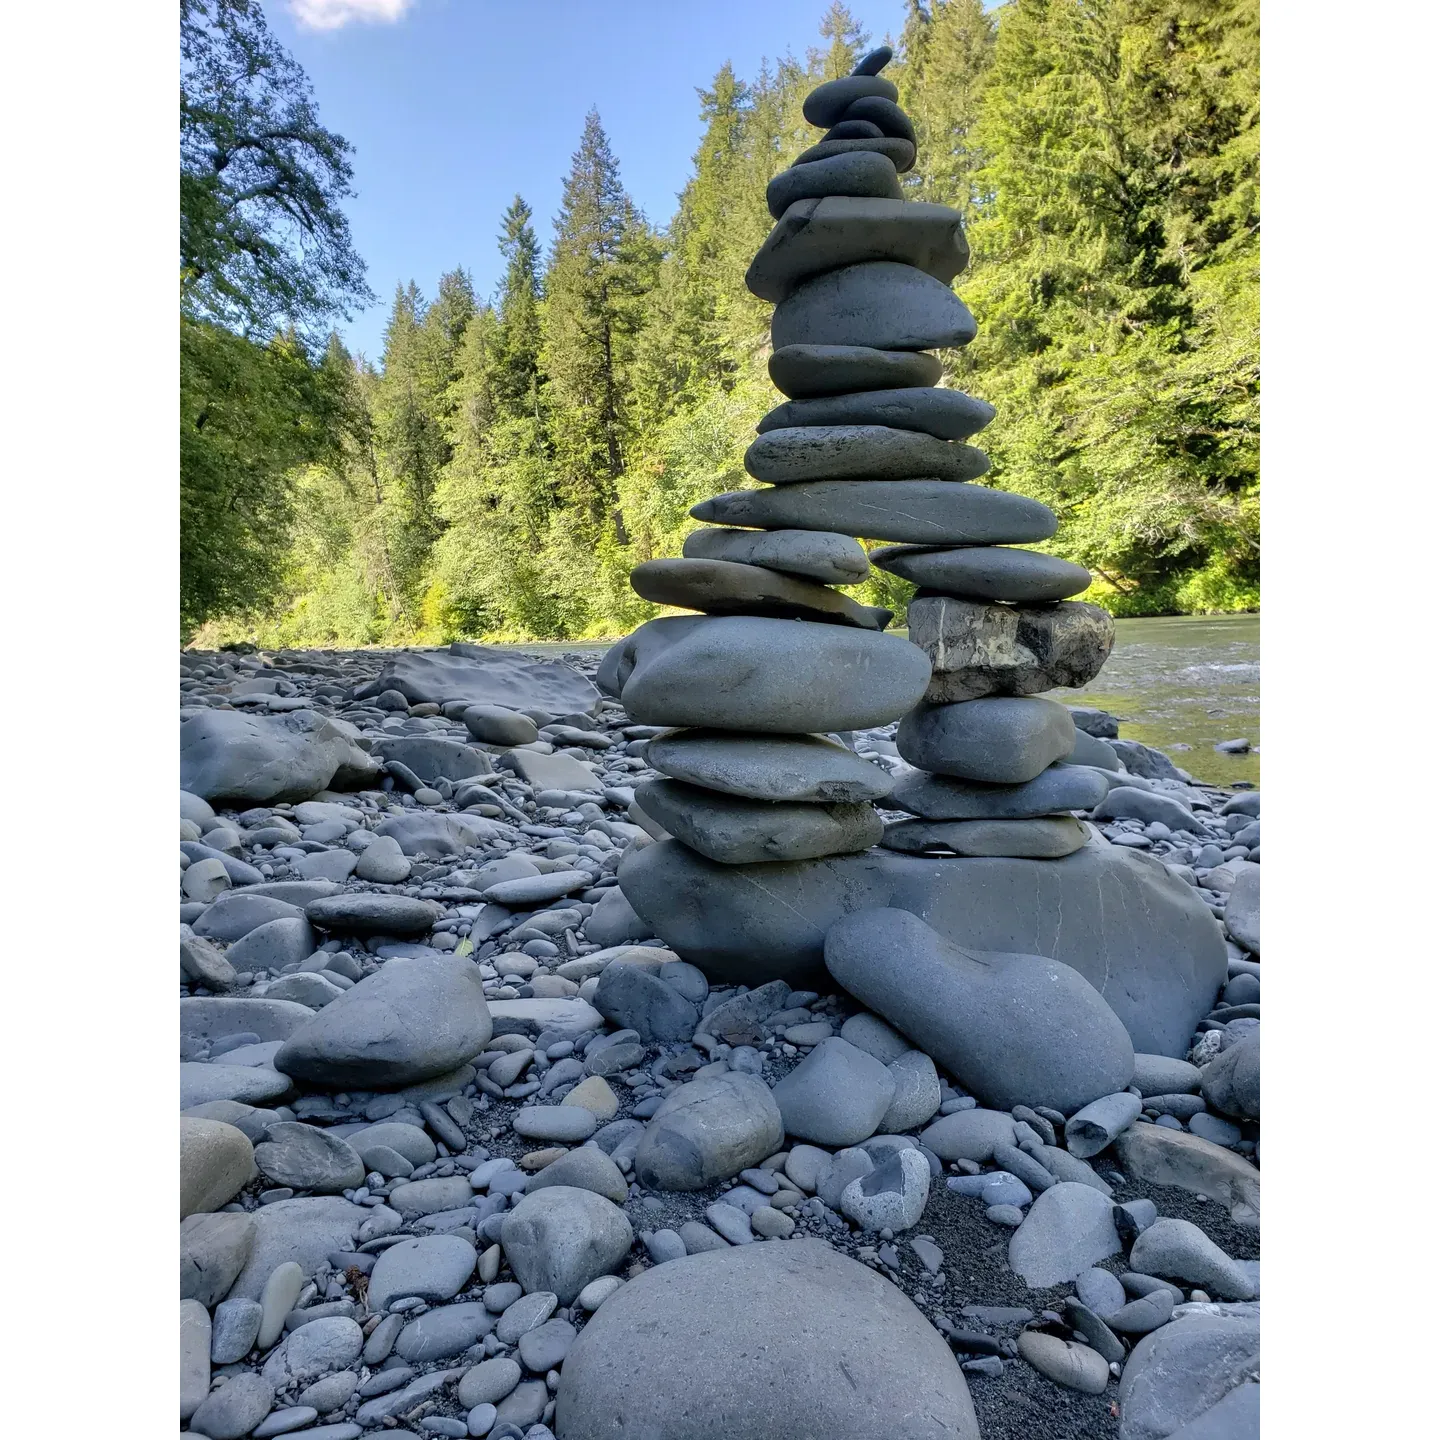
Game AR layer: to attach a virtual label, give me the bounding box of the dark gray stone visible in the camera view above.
[852,45,893,76]
[254,1122,366,1193]
[759,386,994,442]
[636,777,882,864]
[648,729,894,803]
[371,736,492,785]
[841,93,914,140]
[897,697,1077,784]
[802,73,899,127]
[794,136,916,172]
[462,704,539,746]
[394,1302,495,1362]
[908,595,1114,703]
[770,1036,897,1146]
[768,343,941,398]
[192,893,307,944]
[180,709,380,803]
[872,544,1092,602]
[765,152,902,222]
[599,615,931,733]
[629,556,890,629]
[890,764,1109,820]
[189,1372,276,1439]
[746,425,988,484]
[1093,787,1205,832]
[500,1186,634,1304]
[747,198,967,302]
[274,954,492,1090]
[682,526,870,584]
[304,893,441,937]
[772,261,976,351]
[619,839,1225,1056]
[1117,1315,1260,1440]
[593,958,700,1042]
[881,815,1088,858]
[378,644,600,715]
[692,479,1057,546]
[826,908,1134,1112]
[634,1072,784,1191]
[554,1240,979,1440]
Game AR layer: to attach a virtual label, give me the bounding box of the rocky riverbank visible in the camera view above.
[179,638,1260,1440]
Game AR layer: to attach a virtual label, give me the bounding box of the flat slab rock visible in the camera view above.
[745,425,989,485]
[180,709,381,803]
[682,527,870,585]
[759,386,995,442]
[764,150,903,222]
[889,764,1110,820]
[768,343,941,399]
[629,557,890,630]
[881,815,1089,858]
[378,644,601,716]
[646,728,894,803]
[872,543,1093,603]
[619,838,1226,1057]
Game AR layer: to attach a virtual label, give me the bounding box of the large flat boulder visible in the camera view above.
[378,644,601,716]
[180,709,381,803]
[619,839,1227,1057]
[554,1240,979,1440]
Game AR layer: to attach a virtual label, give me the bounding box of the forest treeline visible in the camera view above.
[181,0,1258,647]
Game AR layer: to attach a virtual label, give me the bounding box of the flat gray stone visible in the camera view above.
[879,1050,942,1132]
[190,1372,276,1439]
[181,997,317,1046]
[897,697,1077,785]
[254,1122,365,1193]
[483,870,590,905]
[648,729,893,804]
[759,386,994,442]
[636,777,882,864]
[525,1145,629,1205]
[368,1234,477,1311]
[181,1211,255,1306]
[487,997,605,1041]
[771,261,976,352]
[512,1106,597,1143]
[394,1301,495,1362]
[1113,1125,1260,1227]
[554,1240,979,1439]
[746,425,988,485]
[635,1072,785,1191]
[499,748,605,794]
[500,1186,634,1304]
[630,557,890,629]
[1008,1182,1122,1287]
[802,73,899,127]
[371,736,492,784]
[908,595,1114,703]
[826,907,1135,1113]
[1133,1054,1203,1096]
[873,543,1092,602]
[748,197,967,302]
[768,343,940,398]
[180,1063,292,1112]
[375,810,486,857]
[765,150,903,221]
[881,816,1088,858]
[304,894,441,937]
[378,645,600,715]
[1017,1331,1110,1394]
[192,893,307,944]
[1118,1315,1260,1440]
[682,527,870,585]
[692,479,1056,546]
[228,1198,368,1301]
[462,704,539,746]
[620,838,1225,1056]
[181,709,380,803]
[457,1356,523,1409]
[1224,863,1260,953]
[274,954,492,1090]
[890,764,1109,820]
[598,615,930,733]
[771,1037,896,1146]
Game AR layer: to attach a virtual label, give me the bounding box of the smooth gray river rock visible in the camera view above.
[881,815,1089,858]
[897,696,1077,784]
[872,543,1093,602]
[889,764,1110,819]
[746,197,968,301]
[647,728,894,803]
[692,479,1056,546]
[1117,1314,1260,1440]
[908,595,1115,703]
[1129,1218,1257,1300]
[770,1036,897,1146]
[636,777,883,864]
[634,1072,785,1191]
[759,385,995,441]
[1113,1124,1260,1226]
[377,643,601,715]
[619,840,1226,1056]
[629,556,890,629]
[228,1197,369,1300]
[772,260,976,351]
[554,1240,980,1440]
[501,1186,634,1304]
[768,343,941,398]
[745,425,990,484]
[1008,1181,1122,1287]
[802,73,899,127]
[180,709,381,803]
[682,526,870,584]
[825,908,1134,1111]
[765,150,903,221]
[598,615,931,733]
[1200,1030,1260,1120]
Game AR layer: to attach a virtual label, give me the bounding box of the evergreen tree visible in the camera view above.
[492,197,544,415]
[816,3,870,79]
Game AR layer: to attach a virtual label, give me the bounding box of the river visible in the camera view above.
[501,611,1260,788]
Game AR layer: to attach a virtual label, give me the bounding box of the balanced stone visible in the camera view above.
[745,425,989,484]
[881,815,1088,858]
[768,343,941,398]
[274,954,492,1090]
[897,697,1077,783]
[682,526,870,583]
[801,73,899,128]
[872,543,1092,602]
[746,198,968,303]
[621,842,1224,1055]
[826,117,884,139]
[646,729,895,803]
[889,764,1109,819]
[629,557,890,629]
[908,595,1115,702]
[759,386,995,441]
[636,778,883,864]
[598,615,931,733]
[765,151,902,222]
[794,136,916,172]
[825,908,1134,1112]
[841,93,916,141]
[554,1240,980,1440]
[693,480,1057,546]
[772,261,977,351]
[853,45,893,76]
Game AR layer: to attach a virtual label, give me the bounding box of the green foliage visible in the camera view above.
[203,1,1258,644]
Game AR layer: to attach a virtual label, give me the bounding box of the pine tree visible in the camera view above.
[816,3,870,79]
[492,197,544,416]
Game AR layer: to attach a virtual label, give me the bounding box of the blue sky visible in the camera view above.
[263,0,918,361]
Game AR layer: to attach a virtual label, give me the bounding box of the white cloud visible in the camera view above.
[288,0,415,31]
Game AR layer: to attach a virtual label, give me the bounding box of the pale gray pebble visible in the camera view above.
[987,1203,1025,1227]
[211,1297,263,1364]
[705,1201,754,1245]
[644,1229,687,1264]
[1075,1266,1127,1319]
[254,1408,319,1438]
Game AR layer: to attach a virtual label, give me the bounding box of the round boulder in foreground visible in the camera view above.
[554,1239,979,1440]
